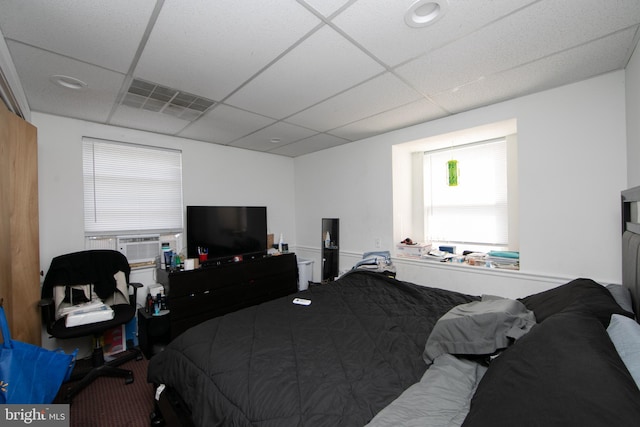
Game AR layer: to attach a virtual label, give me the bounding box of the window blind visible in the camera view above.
[423,138,508,245]
[83,138,183,235]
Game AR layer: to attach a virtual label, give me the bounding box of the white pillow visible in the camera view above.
[607,314,640,388]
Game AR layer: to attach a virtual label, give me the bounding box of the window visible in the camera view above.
[392,120,518,259]
[82,138,183,236]
[424,138,508,249]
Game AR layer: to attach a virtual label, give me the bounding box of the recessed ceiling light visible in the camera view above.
[50,75,87,90]
[405,0,448,28]
[269,138,282,144]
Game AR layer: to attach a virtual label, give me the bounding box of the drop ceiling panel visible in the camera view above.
[287,72,423,132]
[134,0,320,101]
[1,1,639,157]
[111,105,192,134]
[269,133,350,157]
[397,0,640,96]
[229,121,317,152]
[225,25,386,119]
[333,0,536,67]
[0,0,156,73]
[330,98,446,141]
[432,28,637,114]
[178,104,276,144]
[7,42,125,122]
[481,0,640,64]
[300,0,352,18]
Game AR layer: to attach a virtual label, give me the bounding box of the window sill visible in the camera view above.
[392,255,521,277]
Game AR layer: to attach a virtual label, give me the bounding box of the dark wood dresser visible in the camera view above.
[156,253,298,339]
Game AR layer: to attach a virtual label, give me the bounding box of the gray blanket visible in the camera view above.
[424,297,536,364]
[368,297,535,427]
[366,354,487,427]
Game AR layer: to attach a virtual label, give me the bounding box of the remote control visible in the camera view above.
[292,298,311,306]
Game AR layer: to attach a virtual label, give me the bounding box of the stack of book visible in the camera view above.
[396,243,432,258]
[486,251,520,270]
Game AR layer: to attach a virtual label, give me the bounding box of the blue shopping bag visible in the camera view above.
[0,304,77,404]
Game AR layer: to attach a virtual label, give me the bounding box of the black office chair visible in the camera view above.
[40,250,143,403]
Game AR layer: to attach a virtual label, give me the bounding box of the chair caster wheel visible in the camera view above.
[125,374,134,385]
[150,411,165,426]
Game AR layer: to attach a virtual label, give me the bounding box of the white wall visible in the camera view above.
[35,113,296,290]
[627,43,640,187]
[35,113,298,353]
[295,71,628,298]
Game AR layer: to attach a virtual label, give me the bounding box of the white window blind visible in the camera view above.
[83,138,183,235]
[424,138,508,246]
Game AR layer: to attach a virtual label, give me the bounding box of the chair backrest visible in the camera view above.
[42,250,132,317]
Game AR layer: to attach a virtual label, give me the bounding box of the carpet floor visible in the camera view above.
[54,352,154,427]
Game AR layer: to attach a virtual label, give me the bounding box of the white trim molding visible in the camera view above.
[0,27,30,120]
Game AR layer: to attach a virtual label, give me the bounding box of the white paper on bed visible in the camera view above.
[365,354,487,427]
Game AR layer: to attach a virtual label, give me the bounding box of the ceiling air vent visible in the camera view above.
[122,78,215,122]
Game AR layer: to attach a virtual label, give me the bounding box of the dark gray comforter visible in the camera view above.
[147,270,477,427]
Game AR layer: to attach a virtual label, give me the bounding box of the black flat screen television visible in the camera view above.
[186,206,267,260]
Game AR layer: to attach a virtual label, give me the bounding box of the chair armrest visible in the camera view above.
[129,282,144,308]
[39,298,56,328]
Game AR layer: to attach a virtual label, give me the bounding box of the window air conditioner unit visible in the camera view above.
[117,235,161,264]
[85,236,117,251]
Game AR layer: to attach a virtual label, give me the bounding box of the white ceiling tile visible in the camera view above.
[134,0,320,101]
[7,42,125,122]
[2,1,639,157]
[432,28,637,114]
[229,121,317,152]
[330,98,447,141]
[269,133,350,157]
[179,104,276,144]
[0,0,156,73]
[110,105,192,134]
[333,0,536,67]
[397,0,640,96]
[299,0,352,18]
[225,25,385,119]
[286,72,423,131]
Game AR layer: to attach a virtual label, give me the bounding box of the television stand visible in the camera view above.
[156,253,298,339]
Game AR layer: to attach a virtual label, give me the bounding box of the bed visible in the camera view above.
[147,186,640,427]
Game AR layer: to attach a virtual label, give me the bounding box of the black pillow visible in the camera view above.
[518,278,633,326]
[462,309,640,427]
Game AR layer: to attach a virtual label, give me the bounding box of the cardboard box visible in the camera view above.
[396,243,432,258]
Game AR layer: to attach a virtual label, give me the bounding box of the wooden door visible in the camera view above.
[0,101,40,345]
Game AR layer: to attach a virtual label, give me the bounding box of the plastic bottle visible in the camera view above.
[155,293,162,314]
[145,291,153,313]
[278,234,284,252]
[325,231,331,248]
